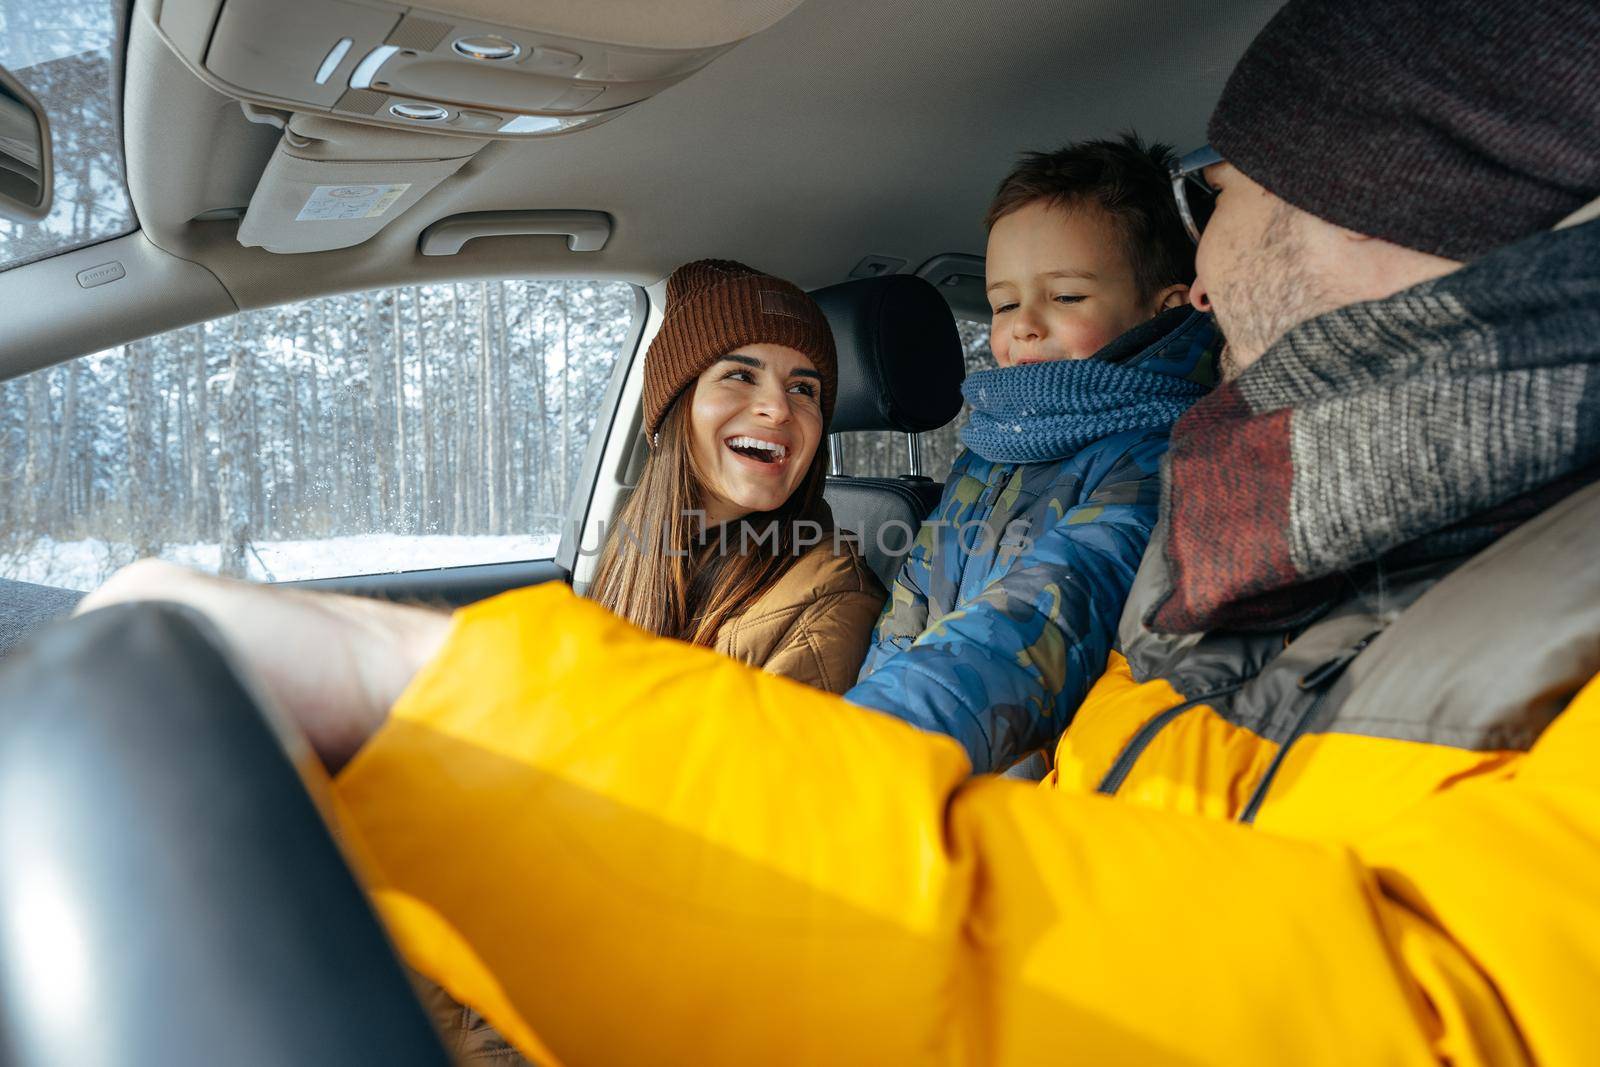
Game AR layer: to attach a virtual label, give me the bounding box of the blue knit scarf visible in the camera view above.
[960,357,1210,464]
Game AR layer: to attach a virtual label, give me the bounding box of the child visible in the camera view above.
[847,133,1220,774]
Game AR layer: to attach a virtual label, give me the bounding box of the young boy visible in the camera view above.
[846,133,1220,774]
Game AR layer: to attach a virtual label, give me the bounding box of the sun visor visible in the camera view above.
[156,0,810,139]
[236,113,486,254]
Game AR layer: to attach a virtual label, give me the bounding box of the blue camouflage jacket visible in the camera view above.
[846,310,1219,773]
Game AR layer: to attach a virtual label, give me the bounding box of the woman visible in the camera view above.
[588,258,885,693]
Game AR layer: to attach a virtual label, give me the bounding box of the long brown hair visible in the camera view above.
[589,394,831,645]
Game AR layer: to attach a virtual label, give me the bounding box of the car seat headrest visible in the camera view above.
[810,274,965,434]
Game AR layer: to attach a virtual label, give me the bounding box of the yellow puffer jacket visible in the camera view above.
[334,482,1600,1067]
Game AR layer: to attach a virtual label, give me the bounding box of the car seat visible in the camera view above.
[811,274,965,586]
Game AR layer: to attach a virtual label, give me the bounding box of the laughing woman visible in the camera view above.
[588,259,885,693]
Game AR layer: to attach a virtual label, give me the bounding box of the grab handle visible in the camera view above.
[419,209,612,255]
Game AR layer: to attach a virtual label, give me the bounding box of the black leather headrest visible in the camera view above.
[811,274,965,434]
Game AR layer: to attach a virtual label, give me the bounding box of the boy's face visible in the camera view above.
[985,201,1179,367]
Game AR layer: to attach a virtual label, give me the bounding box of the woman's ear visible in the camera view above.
[1152,284,1190,314]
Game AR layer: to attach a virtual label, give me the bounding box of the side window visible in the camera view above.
[0,280,638,589]
[833,317,990,483]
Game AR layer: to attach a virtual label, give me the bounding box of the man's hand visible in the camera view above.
[76,560,451,770]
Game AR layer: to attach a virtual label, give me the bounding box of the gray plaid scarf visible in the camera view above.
[1150,219,1600,634]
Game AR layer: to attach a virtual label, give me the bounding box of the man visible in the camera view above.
[66,0,1600,1063]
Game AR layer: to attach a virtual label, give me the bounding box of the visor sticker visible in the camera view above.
[296,183,412,222]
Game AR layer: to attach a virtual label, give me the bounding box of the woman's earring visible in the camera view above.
[652,431,660,448]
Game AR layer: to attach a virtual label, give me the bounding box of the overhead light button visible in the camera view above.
[452,35,522,62]
[390,102,450,121]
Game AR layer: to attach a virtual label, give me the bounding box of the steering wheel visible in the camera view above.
[0,601,449,1066]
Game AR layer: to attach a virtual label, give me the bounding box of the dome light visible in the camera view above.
[390,102,450,121]
[452,36,522,62]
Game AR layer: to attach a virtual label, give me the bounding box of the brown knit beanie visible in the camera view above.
[643,259,837,440]
[1208,0,1600,262]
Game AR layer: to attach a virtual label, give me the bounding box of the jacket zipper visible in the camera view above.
[1096,681,1249,795]
[1237,636,1375,824]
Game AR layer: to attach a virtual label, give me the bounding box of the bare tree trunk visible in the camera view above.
[365,293,391,525]
[329,380,344,533]
[508,285,526,528]
[124,341,161,559]
[476,282,487,532]
[23,371,50,533]
[526,286,552,518]
[217,317,254,577]
[248,388,265,538]
[416,287,434,535]
[189,325,212,536]
[175,357,191,534]
[157,377,173,527]
[494,283,512,534]
[478,282,497,533]
[560,283,572,500]
[45,362,76,529]
[393,287,409,532]
[288,368,304,529]
[308,312,326,534]
[351,387,371,532]
[451,286,467,536]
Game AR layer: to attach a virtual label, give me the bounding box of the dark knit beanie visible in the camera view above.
[643,259,837,440]
[1208,0,1600,261]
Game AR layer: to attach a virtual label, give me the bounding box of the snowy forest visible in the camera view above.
[0,283,636,588]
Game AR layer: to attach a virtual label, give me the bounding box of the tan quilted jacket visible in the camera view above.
[708,537,886,694]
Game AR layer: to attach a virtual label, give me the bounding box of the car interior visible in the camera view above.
[0,0,1280,620]
[0,0,1292,1060]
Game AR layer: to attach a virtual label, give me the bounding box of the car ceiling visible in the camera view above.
[6,0,1281,370]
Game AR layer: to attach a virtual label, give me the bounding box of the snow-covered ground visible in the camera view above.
[2,533,562,591]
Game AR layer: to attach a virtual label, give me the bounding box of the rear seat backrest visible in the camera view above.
[810,275,965,585]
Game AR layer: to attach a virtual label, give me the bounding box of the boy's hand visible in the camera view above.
[76,560,451,771]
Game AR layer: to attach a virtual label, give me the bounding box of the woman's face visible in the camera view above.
[687,343,824,527]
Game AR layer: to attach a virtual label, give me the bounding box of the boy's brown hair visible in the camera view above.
[985,132,1195,303]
